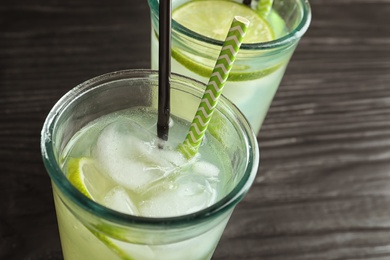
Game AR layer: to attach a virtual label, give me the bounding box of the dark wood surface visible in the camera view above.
[1,0,390,259]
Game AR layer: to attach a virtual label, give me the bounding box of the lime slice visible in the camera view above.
[66,157,135,260]
[173,0,274,43]
[67,157,112,201]
[172,0,281,80]
[171,48,282,81]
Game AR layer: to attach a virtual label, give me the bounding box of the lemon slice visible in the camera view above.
[172,0,281,80]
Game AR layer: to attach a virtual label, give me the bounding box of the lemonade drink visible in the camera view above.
[41,70,259,260]
[56,108,234,260]
[148,0,312,133]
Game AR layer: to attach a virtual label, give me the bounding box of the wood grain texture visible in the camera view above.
[1,0,389,259]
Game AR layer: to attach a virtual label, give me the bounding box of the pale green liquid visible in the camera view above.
[151,8,291,133]
[54,107,234,260]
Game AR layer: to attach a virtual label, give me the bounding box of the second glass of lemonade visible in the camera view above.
[41,70,259,260]
[148,0,312,133]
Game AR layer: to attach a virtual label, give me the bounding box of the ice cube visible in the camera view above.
[139,174,218,217]
[192,161,220,178]
[94,118,187,191]
[103,186,139,215]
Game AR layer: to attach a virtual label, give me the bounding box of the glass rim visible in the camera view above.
[149,0,311,50]
[41,69,259,228]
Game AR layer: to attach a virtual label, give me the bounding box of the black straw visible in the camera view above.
[157,0,171,141]
[243,0,251,6]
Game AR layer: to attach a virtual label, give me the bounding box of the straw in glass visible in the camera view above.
[256,0,274,17]
[177,16,250,159]
[242,0,274,17]
[243,0,251,6]
[157,0,171,141]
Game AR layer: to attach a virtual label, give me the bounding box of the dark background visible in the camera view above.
[1,0,390,259]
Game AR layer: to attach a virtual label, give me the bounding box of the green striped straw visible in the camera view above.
[177,16,250,159]
[256,0,274,17]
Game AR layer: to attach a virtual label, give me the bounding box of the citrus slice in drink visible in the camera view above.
[173,0,274,43]
[67,157,142,260]
[67,157,112,201]
[171,0,281,80]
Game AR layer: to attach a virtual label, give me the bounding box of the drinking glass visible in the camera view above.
[148,0,311,133]
[41,69,259,260]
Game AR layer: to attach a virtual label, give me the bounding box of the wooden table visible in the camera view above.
[1,0,390,259]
